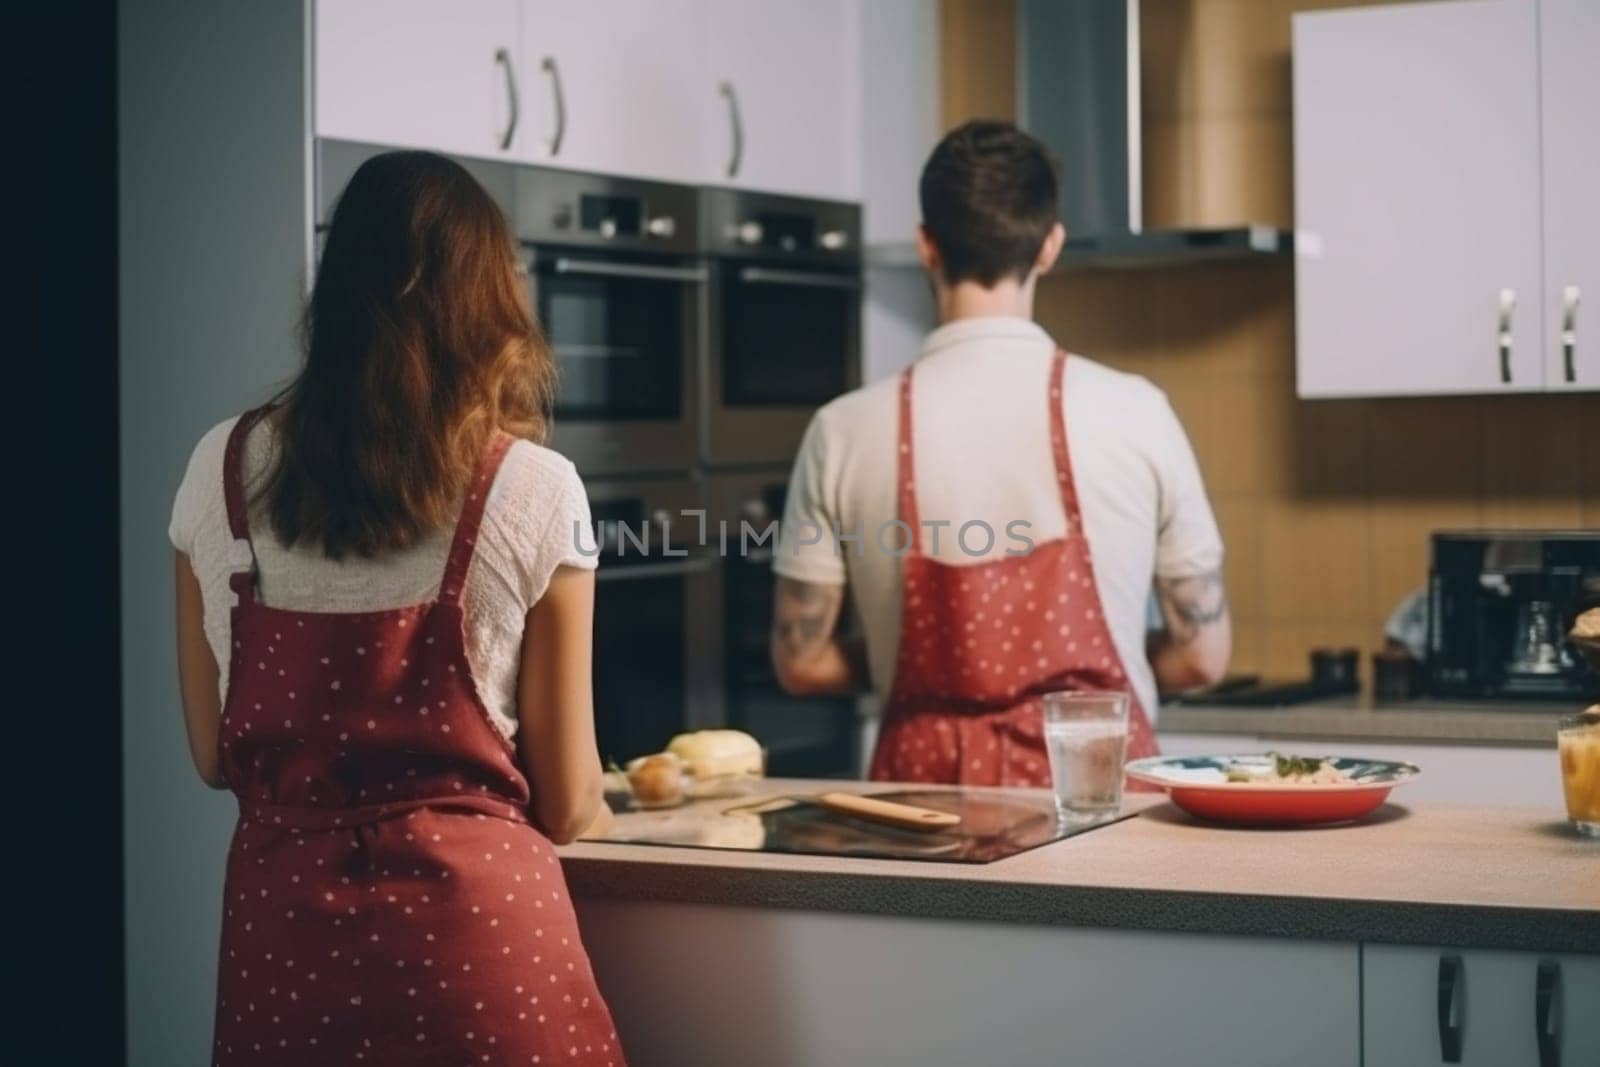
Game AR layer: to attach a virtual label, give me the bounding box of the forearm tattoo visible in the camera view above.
[772,578,845,661]
[1155,570,1228,645]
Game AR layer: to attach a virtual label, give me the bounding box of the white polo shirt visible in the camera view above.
[774,316,1224,719]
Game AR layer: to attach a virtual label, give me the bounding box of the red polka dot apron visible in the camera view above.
[211,410,624,1066]
[868,350,1160,787]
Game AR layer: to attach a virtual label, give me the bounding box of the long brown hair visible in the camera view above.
[261,150,554,559]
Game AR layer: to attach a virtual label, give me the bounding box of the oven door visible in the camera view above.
[587,477,722,766]
[704,262,861,467]
[531,249,706,476]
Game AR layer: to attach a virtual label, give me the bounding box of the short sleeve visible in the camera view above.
[499,447,598,612]
[774,410,847,586]
[169,417,236,555]
[547,462,597,572]
[1149,394,1224,579]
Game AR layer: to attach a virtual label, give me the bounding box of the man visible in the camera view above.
[770,120,1229,785]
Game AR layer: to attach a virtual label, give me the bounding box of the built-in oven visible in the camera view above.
[701,188,862,468]
[706,470,860,777]
[585,476,723,766]
[517,169,706,477]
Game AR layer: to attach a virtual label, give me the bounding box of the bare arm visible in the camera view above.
[175,551,228,788]
[517,565,604,844]
[770,577,868,696]
[1148,569,1232,693]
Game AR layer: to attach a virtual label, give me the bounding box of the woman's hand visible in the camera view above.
[175,551,228,788]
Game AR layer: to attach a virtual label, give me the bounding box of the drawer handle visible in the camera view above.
[1497,288,1516,384]
[494,48,519,151]
[719,81,744,179]
[541,56,566,157]
[1561,285,1580,384]
[1437,953,1464,1063]
[1536,959,1561,1067]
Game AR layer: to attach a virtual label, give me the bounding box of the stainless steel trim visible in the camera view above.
[737,267,862,290]
[1497,287,1516,384]
[553,258,709,284]
[541,56,565,157]
[1124,0,1142,233]
[595,557,717,582]
[494,48,519,151]
[1561,285,1580,383]
[719,81,744,179]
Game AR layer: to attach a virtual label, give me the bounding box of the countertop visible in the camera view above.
[562,779,1600,954]
[1158,696,1581,746]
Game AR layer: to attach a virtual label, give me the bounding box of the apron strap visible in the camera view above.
[896,364,922,553]
[1046,349,1084,527]
[438,431,517,607]
[222,406,274,604]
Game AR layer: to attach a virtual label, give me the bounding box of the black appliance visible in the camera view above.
[700,188,862,467]
[706,470,859,777]
[518,168,706,477]
[586,477,723,765]
[1427,530,1600,701]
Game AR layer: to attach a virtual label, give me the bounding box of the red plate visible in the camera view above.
[1126,754,1421,826]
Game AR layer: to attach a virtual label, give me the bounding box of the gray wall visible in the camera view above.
[119,2,309,1062]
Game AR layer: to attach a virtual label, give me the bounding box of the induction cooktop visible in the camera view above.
[592,788,1131,864]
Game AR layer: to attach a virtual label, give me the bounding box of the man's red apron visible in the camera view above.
[869,350,1160,787]
[211,410,623,1066]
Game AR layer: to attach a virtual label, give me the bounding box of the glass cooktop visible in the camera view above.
[592,788,1131,864]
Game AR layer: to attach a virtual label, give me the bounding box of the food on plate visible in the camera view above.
[665,729,764,780]
[626,753,686,808]
[1571,608,1600,640]
[1558,708,1600,827]
[1223,752,1351,785]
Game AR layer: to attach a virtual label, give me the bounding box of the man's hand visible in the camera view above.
[1148,569,1232,693]
[770,577,867,696]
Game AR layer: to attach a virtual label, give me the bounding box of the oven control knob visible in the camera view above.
[819,229,849,251]
[646,215,676,239]
[598,217,618,239]
[740,498,770,525]
[736,221,764,246]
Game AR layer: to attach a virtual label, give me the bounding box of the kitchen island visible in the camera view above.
[563,780,1598,1067]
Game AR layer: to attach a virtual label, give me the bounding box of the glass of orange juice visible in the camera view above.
[1558,707,1600,838]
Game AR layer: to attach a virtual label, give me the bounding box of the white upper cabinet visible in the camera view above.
[1538,0,1599,392]
[1293,0,1545,398]
[697,0,862,200]
[517,0,709,183]
[315,0,521,160]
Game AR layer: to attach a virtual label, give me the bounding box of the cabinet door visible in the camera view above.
[699,0,862,200]
[1293,1,1544,398]
[1364,946,1600,1066]
[1539,0,1600,392]
[518,0,708,182]
[315,0,520,160]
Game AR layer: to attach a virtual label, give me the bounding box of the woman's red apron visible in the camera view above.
[212,410,623,1066]
[868,350,1159,787]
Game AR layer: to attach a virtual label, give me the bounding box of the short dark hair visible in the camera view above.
[918,120,1061,286]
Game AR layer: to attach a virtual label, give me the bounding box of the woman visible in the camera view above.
[171,151,624,1065]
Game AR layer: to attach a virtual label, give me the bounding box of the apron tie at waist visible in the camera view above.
[239,793,531,832]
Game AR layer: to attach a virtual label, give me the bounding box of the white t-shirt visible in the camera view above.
[774,316,1224,718]
[169,416,596,738]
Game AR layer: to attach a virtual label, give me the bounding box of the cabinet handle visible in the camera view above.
[494,48,519,151]
[541,56,565,157]
[1536,959,1561,1067]
[1497,288,1516,384]
[718,81,744,179]
[1437,953,1464,1063]
[1560,285,1580,384]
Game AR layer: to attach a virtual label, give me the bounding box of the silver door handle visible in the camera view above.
[738,267,862,290]
[596,557,716,582]
[719,81,743,179]
[552,258,708,284]
[541,56,565,157]
[1497,287,1516,384]
[1561,285,1580,383]
[495,48,519,151]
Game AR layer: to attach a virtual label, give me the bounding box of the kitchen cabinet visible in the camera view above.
[315,0,521,160]
[1293,0,1597,398]
[1364,946,1600,1066]
[1538,0,1599,392]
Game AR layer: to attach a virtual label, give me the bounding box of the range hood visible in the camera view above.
[1019,0,1292,270]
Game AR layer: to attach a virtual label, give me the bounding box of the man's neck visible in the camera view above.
[934,276,1036,325]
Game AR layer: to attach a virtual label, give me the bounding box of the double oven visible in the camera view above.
[317,140,863,776]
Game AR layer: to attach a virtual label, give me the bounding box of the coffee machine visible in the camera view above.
[1427,531,1600,701]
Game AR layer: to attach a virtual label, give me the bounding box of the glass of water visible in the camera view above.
[1041,690,1130,821]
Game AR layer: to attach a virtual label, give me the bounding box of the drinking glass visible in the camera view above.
[1558,708,1600,839]
[1041,690,1130,821]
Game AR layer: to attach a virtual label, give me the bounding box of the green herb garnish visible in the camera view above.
[1269,751,1326,777]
